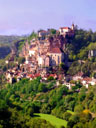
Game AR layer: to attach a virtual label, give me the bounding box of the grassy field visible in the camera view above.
[34,113,67,128]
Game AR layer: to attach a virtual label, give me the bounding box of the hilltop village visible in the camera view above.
[20,24,75,67]
[5,24,96,89]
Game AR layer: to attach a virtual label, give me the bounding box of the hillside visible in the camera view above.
[0,35,26,59]
[0,78,96,128]
[67,29,96,60]
[0,35,23,45]
[1,28,96,128]
[34,113,67,128]
[0,46,11,59]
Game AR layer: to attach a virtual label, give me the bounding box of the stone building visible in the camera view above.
[59,24,75,38]
[38,30,50,40]
[88,50,96,58]
[48,47,64,66]
[37,40,50,55]
[37,55,50,67]
[29,44,37,57]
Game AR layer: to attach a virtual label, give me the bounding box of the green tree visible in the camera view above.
[63,112,72,121]
[50,29,56,35]
[38,83,47,92]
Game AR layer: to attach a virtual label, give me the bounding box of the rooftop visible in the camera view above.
[60,27,70,30]
[49,47,63,54]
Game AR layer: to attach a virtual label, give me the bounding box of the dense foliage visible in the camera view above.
[67,29,96,60]
[0,46,11,59]
[0,77,96,127]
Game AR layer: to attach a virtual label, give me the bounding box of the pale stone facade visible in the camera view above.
[37,55,50,67]
[48,47,64,66]
[59,27,70,35]
[59,24,75,37]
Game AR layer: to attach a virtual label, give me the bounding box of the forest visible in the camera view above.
[0,77,96,128]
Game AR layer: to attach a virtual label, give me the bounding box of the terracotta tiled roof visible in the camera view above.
[50,74,57,77]
[83,77,92,82]
[49,47,63,54]
[34,73,40,77]
[60,27,70,30]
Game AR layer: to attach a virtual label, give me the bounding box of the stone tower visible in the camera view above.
[71,23,75,30]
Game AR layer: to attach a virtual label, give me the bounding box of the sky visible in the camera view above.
[0,0,96,35]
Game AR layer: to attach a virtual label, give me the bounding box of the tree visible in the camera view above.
[74,104,83,113]
[63,112,72,121]
[0,99,8,111]
[28,31,37,41]
[38,83,47,92]
[59,85,68,95]
[40,104,51,114]
[73,123,84,128]
[67,120,76,128]
[78,92,86,102]
[27,107,34,116]
[18,57,25,64]
[91,72,96,78]
[91,118,96,128]
[47,82,54,90]
[50,29,56,35]
[59,63,66,70]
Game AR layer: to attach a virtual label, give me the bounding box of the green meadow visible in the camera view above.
[34,113,67,128]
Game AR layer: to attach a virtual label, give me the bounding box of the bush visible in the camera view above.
[40,104,51,114]
[74,105,83,113]
[47,82,54,90]
[27,107,34,116]
[63,112,72,121]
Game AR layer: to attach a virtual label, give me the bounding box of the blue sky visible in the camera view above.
[0,0,96,35]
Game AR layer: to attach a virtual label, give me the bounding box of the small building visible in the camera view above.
[88,50,96,58]
[38,30,50,39]
[81,77,96,88]
[59,27,70,35]
[73,72,84,81]
[59,24,75,37]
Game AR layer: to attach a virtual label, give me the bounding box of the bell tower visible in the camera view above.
[71,23,74,30]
